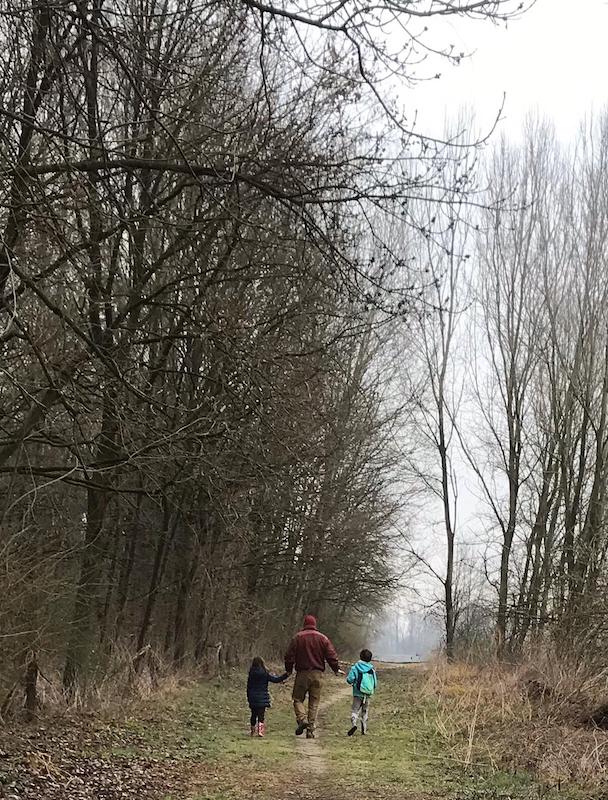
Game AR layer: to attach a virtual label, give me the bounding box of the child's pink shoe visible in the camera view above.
[258,722,266,737]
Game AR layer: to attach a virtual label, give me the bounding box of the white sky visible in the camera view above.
[409,0,608,141]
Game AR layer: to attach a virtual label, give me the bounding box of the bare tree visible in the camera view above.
[402,123,476,659]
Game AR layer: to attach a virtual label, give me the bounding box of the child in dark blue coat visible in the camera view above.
[247,656,289,737]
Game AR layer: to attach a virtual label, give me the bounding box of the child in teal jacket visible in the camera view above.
[346,648,377,735]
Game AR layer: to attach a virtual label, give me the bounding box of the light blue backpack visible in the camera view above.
[356,666,377,696]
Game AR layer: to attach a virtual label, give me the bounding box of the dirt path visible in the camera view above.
[293,681,352,777]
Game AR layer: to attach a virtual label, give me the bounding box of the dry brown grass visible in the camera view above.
[422,654,608,791]
[0,645,210,722]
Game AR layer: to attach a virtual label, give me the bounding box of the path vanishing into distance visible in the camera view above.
[0,664,585,800]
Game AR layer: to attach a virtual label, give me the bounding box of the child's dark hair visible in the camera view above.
[251,656,266,670]
[360,648,372,662]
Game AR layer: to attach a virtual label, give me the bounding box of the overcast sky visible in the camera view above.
[394,0,608,620]
[374,1,608,648]
[409,0,608,141]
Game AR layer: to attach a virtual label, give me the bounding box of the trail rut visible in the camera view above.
[293,680,352,777]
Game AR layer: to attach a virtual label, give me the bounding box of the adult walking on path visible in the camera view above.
[284,614,342,739]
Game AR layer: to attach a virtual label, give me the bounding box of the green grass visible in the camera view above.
[103,666,595,800]
[319,668,584,800]
[115,670,297,771]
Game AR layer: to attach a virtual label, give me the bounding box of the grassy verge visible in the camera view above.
[422,660,608,798]
[109,668,297,799]
[319,667,588,800]
[118,672,294,764]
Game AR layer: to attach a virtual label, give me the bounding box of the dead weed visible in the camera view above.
[423,658,608,791]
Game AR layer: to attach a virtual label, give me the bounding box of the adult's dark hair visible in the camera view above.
[251,656,267,670]
[360,649,372,662]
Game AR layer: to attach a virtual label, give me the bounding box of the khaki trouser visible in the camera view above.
[293,670,323,731]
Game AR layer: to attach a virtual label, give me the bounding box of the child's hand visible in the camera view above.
[337,668,346,675]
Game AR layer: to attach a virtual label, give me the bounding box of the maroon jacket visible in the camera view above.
[284,622,339,674]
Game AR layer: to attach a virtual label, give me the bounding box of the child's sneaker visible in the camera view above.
[347,725,357,736]
[258,722,266,737]
[361,721,367,735]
